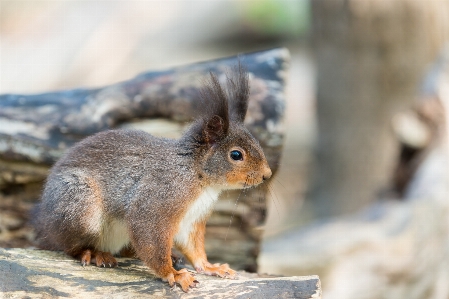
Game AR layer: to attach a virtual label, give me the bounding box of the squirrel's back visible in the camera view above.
[55,129,174,169]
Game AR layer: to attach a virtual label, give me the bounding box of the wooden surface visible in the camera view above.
[0,248,321,299]
[0,48,288,166]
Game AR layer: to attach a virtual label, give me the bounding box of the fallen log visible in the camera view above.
[0,248,321,299]
[0,48,288,172]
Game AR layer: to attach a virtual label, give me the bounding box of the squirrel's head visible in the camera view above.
[186,64,272,189]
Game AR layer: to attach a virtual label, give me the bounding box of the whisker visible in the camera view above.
[225,177,248,241]
[257,182,263,203]
[237,187,249,232]
[266,182,280,219]
[273,177,287,191]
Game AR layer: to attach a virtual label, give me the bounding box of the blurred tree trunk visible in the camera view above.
[308,0,449,218]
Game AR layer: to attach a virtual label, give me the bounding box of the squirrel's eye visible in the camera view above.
[230,150,243,161]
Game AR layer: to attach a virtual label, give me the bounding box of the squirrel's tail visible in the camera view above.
[29,202,41,228]
[28,202,47,248]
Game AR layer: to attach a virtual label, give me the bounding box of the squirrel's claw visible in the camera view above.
[196,262,238,279]
[80,250,117,268]
[93,251,117,268]
[80,249,92,267]
[165,269,198,292]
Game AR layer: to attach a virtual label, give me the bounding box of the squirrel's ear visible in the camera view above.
[227,62,250,123]
[198,72,230,145]
[203,115,226,145]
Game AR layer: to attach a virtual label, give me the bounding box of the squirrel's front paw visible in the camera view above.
[196,262,237,279]
[164,268,199,292]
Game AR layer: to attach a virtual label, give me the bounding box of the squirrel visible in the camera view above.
[32,65,272,292]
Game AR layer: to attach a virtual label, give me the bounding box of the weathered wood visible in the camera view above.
[0,248,321,299]
[0,48,287,166]
[0,48,289,271]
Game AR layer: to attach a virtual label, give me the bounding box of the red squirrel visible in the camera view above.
[32,65,272,292]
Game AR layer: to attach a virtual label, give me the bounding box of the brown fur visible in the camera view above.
[81,177,104,232]
[32,66,272,292]
[177,220,208,264]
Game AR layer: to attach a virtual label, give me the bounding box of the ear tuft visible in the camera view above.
[227,62,250,123]
[198,72,230,145]
[204,115,225,145]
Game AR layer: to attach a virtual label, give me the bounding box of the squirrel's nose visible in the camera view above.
[262,167,272,181]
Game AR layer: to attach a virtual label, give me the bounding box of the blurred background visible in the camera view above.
[2,0,449,298]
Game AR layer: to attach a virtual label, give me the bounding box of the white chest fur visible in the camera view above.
[97,217,130,254]
[174,186,222,249]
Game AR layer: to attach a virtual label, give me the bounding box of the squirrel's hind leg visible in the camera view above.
[76,249,118,268]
